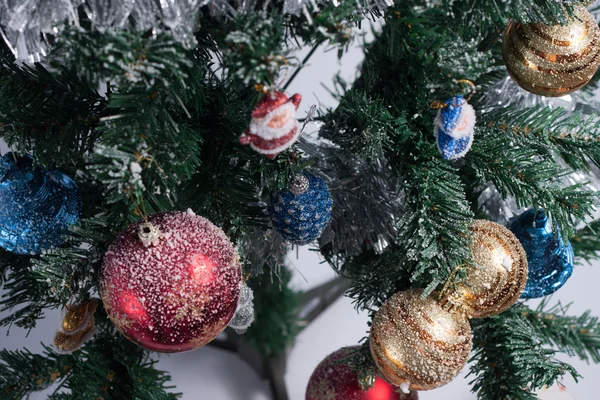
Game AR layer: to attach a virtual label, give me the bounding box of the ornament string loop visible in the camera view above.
[456,79,476,102]
[429,79,477,109]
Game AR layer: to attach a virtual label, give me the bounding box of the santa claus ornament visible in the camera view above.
[100,210,242,353]
[240,91,302,158]
[434,95,476,160]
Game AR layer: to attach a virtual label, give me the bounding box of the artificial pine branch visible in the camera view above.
[452,0,589,33]
[0,312,180,400]
[571,220,600,263]
[0,57,106,169]
[523,300,600,363]
[469,306,580,400]
[466,112,597,237]
[0,251,49,329]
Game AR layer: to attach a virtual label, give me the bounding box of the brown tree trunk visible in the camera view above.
[399,391,419,400]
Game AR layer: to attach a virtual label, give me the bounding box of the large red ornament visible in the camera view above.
[306,347,415,400]
[100,210,242,352]
[239,91,302,159]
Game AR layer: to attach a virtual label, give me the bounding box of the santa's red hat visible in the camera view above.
[251,91,301,118]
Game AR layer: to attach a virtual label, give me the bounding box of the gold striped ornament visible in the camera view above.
[441,220,529,319]
[502,5,600,97]
[369,289,472,392]
[369,220,527,393]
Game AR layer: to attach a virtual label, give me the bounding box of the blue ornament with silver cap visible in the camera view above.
[434,95,476,160]
[508,208,574,298]
[0,153,81,255]
[269,172,332,245]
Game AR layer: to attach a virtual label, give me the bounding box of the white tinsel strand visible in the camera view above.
[479,75,577,115]
[476,183,524,226]
[0,0,208,62]
[209,0,395,19]
[0,0,397,61]
[0,0,83,62]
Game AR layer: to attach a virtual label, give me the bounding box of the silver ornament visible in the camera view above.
[228,283,255,334]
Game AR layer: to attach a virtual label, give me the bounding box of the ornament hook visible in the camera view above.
[429,79,477,109]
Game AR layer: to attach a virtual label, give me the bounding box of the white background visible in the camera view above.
[1,18,599,400]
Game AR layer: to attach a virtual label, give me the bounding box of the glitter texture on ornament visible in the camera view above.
[0,153,81,255]
[509,209,574,298]
[53,300,98,354]
[240,91,302,158]
[306,346,406,400]
[443,220,528,318]
[269,172,333,245]
[434,96,476,160]
[100,210,242,352]
[502,5,600,97]
[228,282,255,334]
[369,289,472,391]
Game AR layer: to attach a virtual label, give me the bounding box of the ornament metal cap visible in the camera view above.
[289,173,310,195]
[138,222,161,247]
[532,208,547,228]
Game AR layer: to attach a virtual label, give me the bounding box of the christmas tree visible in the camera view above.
[2,1,600,399]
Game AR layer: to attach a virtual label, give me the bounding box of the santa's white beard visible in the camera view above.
[249,102,297,140]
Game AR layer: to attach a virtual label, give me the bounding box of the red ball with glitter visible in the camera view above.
[306,347,415,400]
[100,209,242,353]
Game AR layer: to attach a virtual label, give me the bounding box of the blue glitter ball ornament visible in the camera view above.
[434,96,476,160]
[269,173,332,245]
[508,208,574,298]
[0,153,81,255]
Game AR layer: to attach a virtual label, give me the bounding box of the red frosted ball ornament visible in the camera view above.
[306,347,415,400]
[100,210,242,352]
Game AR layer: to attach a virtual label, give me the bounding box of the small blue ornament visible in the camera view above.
[508,208,574,298]
[0,153,81,255]
[434,96,476,160]
[269,173,332,245]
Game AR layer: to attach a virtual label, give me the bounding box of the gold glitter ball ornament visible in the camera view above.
[444,220,528,318]
[62,300,98,332]
[369,289,472,392]
[502,5,600,97]
[53,300,98,354]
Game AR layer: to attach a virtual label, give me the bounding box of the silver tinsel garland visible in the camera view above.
[208,0,394,20]
[299,134,402,258]
[0,0,207,61]
[0,0,395,62]
[479,75,577,114]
